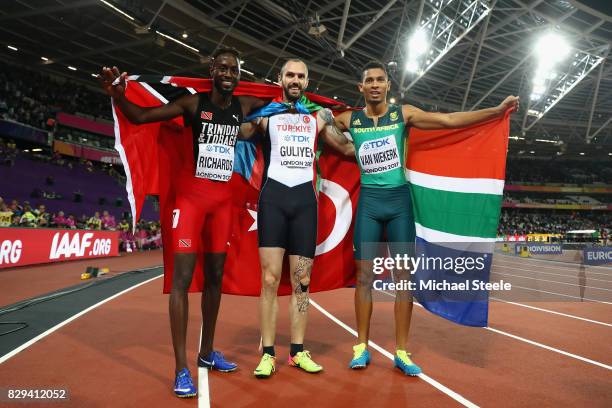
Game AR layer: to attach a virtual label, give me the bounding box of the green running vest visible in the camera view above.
[348,104,407,188]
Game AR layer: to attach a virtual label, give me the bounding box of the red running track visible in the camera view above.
[0,251,610,407]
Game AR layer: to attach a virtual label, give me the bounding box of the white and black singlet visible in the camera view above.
[258,111,319,258]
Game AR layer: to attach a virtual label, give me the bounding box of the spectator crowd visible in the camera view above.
[0,196,161,252]
[0,61,111,129]
[506,159,612,185]
[498,209,610,236]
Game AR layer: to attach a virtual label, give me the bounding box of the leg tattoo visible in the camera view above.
[294,257,312,313]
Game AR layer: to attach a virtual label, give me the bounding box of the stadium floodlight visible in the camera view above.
[530,32,570,101]
[406,59,420,73]
[402,0,491,92]
[405,29,429,74]
[524,31,608,132]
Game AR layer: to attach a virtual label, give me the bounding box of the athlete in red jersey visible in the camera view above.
[99,47,264,398]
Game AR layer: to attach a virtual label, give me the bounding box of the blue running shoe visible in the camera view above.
[394,350,422,376]
[198,351,238,372]
[174,368,197,398]
[349,343,371,369]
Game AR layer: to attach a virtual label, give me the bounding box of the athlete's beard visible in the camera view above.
[283,84,303,103]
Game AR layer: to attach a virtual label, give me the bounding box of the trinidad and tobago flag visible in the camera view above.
[112,76,511,327]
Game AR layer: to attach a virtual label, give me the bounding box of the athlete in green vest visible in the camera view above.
[333,60,518,375]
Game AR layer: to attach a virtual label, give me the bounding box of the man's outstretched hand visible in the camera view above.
[498,95,520,114]
[98,66,127,99]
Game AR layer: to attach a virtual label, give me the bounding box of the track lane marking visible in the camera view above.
[0,273,163,364]
[310,299,480,408]
[377,291,612,371]
[492,263,612,283]
[198,324,211,408]
[489,297,612,327]
[491,270,612,291]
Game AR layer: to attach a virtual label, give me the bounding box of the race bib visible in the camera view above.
[358,135,401,174]
[195,143,234,181]
[278,134,314,169]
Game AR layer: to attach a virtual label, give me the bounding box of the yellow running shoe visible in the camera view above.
[394,350,422,376]
[254,353,276,378]
[349,343,371,369]
[288,351,323,373]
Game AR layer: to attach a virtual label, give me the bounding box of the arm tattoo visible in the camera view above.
[326,123,348,143]
[319,108,334,125]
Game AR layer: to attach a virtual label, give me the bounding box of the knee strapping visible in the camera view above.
[299,282,309,293]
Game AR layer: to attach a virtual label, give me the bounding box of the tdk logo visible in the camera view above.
[365,139,390,149]
[207,145,230,154]
[284,135,311,143]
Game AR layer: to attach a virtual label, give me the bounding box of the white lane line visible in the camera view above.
[485,327,612,371]
[492,263,612,283]
[494,255,612,272]
[378,291,612,371]
[494,284,612,305]
[489,297,612,327]
[491,271,612,291]
[198,324,211,408]
[310,299,479,408]
[0,274,163,364]
[493,259,612,277]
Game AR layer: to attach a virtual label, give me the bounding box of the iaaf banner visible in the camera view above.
[514,242,563,255]
[583,247,612,265]
[0,228,119,269]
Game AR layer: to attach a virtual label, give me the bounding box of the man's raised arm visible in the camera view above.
[99,66,195,124]
[403,95,519,130]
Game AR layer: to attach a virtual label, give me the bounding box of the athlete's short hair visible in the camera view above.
[211,47,241,65]
[361,60,387,81]
[280,59,309,77]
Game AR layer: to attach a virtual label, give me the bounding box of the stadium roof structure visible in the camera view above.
[1,0,611,149]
